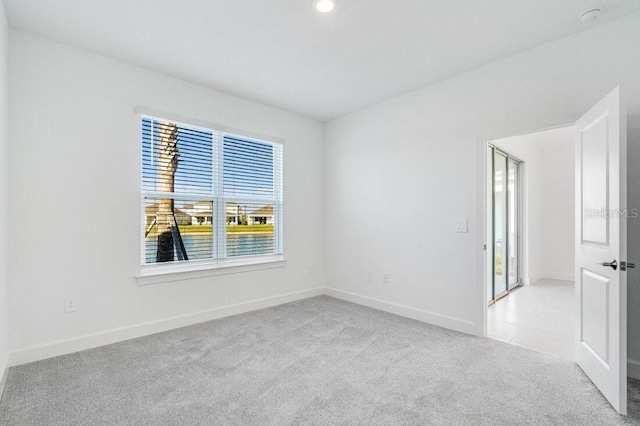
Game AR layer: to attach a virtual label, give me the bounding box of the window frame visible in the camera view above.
[135,107,285,285]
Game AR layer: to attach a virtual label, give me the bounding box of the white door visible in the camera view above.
[575,86,628,414]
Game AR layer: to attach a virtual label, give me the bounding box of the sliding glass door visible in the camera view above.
[488,145,521,303]
[494,150,508,299]
[507,159,519,291]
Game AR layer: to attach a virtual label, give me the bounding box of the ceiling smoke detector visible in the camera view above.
[314,0,337,13]
[579,8,602,23]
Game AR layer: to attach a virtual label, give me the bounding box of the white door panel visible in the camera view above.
[581,115,610,245]
[575,86,627,414]
[580,268,609,363]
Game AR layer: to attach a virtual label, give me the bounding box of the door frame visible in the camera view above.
[474,123,573,337]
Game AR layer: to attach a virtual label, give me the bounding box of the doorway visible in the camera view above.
[484,126,576,360]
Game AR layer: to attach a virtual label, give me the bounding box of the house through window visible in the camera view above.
[141,116,283,267]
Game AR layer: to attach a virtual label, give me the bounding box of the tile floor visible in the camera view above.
[487,278,575,360]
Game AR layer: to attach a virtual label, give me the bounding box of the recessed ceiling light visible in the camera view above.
[314,0,337,13]
[579,8,602,23]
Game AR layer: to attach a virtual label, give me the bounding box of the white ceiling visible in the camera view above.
[4,1,640,121]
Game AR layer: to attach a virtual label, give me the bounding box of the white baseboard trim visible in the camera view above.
[8,287,324,367]
[524,274,543,285]
[525,274,573,285]
[628,358,640,380]
[325,288,475,335]
[542,273,574,282]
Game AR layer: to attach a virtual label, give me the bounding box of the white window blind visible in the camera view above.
[141,116,283,267]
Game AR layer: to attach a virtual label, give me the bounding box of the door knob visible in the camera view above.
[600,260,618,270]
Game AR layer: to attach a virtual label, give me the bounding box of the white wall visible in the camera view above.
[540,138,575,281]
[8,31,324,363]
[496,127,575,283]
[0,0,9,390]
[324,12,640,341]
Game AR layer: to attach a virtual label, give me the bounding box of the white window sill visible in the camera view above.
[136,255,286,286]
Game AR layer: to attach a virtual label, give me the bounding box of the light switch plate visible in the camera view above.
[456,220,468,233]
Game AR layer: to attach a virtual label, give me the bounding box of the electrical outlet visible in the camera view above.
[366,271,373,281]
[308,264,314,276]
[64,296,78,313]
[383,273,390,284]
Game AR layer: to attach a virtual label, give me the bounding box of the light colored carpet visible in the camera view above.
[0,295,639,425]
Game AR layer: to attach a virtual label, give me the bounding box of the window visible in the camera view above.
[141,115,283,272]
